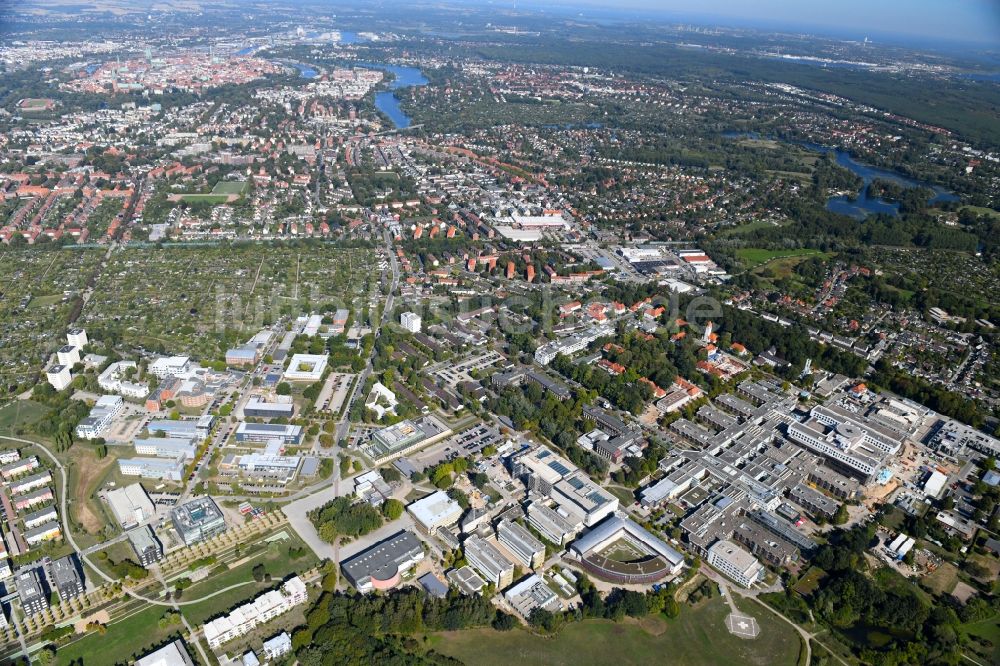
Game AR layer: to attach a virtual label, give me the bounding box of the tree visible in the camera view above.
[252,563,267,582]
[276,382,292,396]
[381,498,404,520]
[492,611,518,631]
[833,502,849,525]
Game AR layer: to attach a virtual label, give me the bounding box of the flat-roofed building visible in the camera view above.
[552,472,618,527]
[133,437,198,460]
[149,356,191,378]
[262,632,292,661]
[407,491,462,533]
[146,418,210,440]
[707,539,765,588]
[243,396,295,419]
[119,456,185,481]
[235,422,303,444]
[341,530,425,592]
[463,535,515,588]
[106,483,156,529]
[56,344,80,367]
[202,576,307,649]
[504,573,562,618]
[170,497,226,546]
[497,520,545,569]
[282,354,328,382]
[46,364,72,391]
[526,501,580,545]
[47,554,84,601]
[447,565,486,595]
[128,525,164,566]
[135,640,195,666]
[15,567,48,616]
[75,394,124,440]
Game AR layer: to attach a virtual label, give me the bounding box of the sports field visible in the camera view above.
[212,181,248,195]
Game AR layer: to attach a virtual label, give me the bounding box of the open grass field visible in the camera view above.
[54,601,185,666]
[211,181,248,195]
[0,400,49,435]
[960,205,1000,221]
[962,616,1000,665]
[717,220,782,237]
[62,445,121,538]
[922,562,960,596]
[735,248,827,270]
[178,193,232,204]
[430,596,802,666]
[792,566,826,596]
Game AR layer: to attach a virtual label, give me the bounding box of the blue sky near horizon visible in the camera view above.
[516,0,1000,47]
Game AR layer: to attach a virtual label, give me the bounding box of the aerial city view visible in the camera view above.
[0,0,999,664]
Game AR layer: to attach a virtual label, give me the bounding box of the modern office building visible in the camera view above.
[340,530,425,592]
[133,437,198,459]
[504,574,562,618]
[75,394,124,439]
[497,520,545,569]
[146,418,211,440]
[282,354,328,382]
[170,497,227,545]
[463,535,515,588]
[707,539,765,588]
[106,483,156,529]
[526,501,581,545]
[243,396,295,419]
[98,360,150,398]
[128,525,164,567]
[149,356,192,378]
[234,422,303,444]
[118,456,186,481]
[47,554,85,601]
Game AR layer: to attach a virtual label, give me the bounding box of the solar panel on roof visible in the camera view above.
[548,461,571,476]
[568,477,584,489]
[587,491,607,505]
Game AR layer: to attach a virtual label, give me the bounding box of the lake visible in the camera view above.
[723,132,957,218]
[356,63,429,129]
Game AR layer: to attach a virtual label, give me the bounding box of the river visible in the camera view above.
[356,63,429,129]
[723,132,957,218]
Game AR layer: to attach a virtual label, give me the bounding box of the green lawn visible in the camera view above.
[179,194,231,204]
[960,205,1000,221]
[717,220,782,237]
[177,532,317,625]
[962,616,1000,665]
[54,602,185,666]
[735,248,825,269]
[211,181,248,195]
[0,400,49,435]
[430,596,802,666]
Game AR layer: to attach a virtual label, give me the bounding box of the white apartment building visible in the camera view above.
[203,577,308,649]
[707,539,765,588]
[46,365,72,391]
[400,311,422,333]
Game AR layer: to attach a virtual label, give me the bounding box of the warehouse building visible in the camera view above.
[118,456,186,482]
[106,483,156,529]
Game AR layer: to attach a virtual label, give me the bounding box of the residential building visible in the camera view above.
[24,522,62,545]
[202,577,307,649]
[23,505,58,530]
[1,455,39,480]
[400,311,422,333]
[46,364,72,391]
[66,328,88,349]
[15,567,48,616]
[98,361,149,398]
[262,632,292,661]
[56,344,80,367]
[9,470,52,495]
